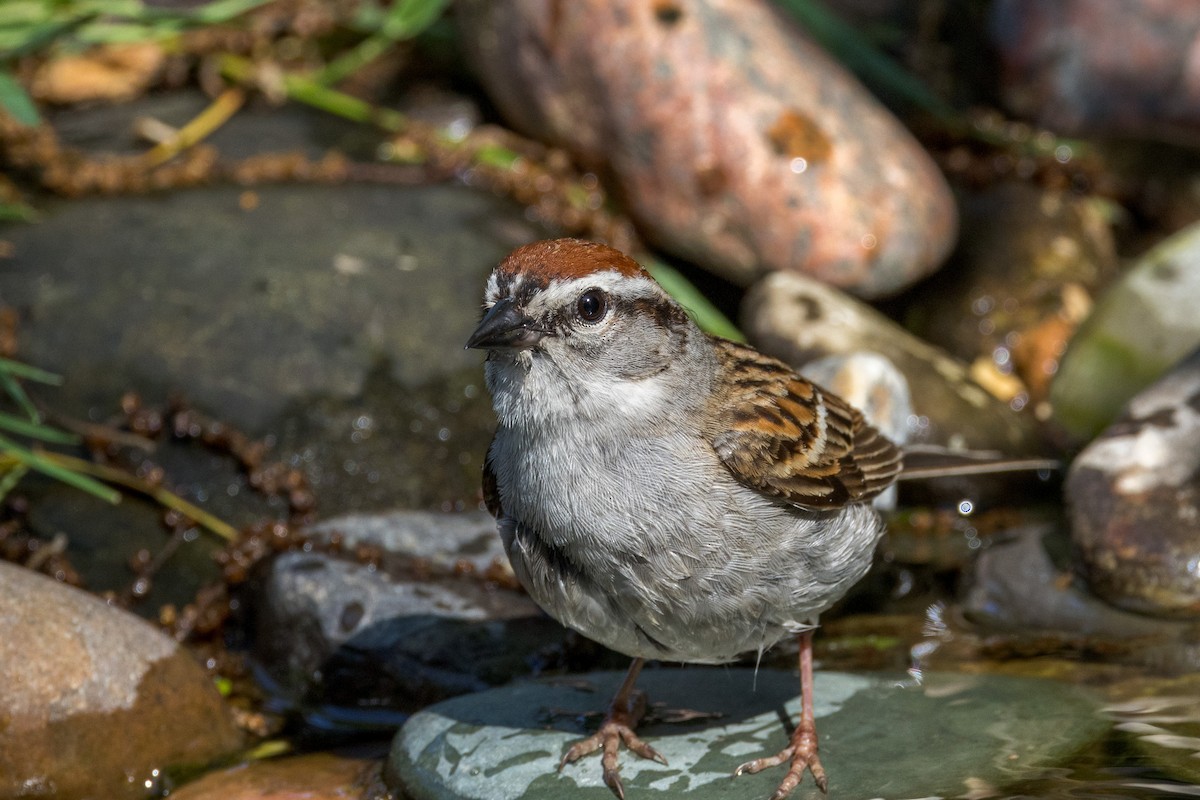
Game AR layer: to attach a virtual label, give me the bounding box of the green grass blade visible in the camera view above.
[0,201,39,222]
[0,433,121,504]
[184,0,274,24]
[76,19,175,44]
[0,371,40,423]
[316,0,450,84]
[0,357,65,385]
[774,0,956,121]
[44,451,240,541]
[0,13,96,59]
[381,0,451,40]
[473,144,520,169]
[314,32,392,86]
[640,256,744,342]
[0,462,29,505]
[0,2,51,27]
[0,68,40,125]
[0,410,80,444]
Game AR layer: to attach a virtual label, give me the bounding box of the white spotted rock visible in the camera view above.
[1067,347,1200,617]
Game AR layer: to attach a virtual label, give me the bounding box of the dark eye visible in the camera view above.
[576,289,607,322]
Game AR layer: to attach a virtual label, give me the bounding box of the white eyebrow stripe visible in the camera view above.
[484,271,501,306]
[525,272,664,314]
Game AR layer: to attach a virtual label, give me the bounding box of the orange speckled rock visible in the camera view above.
[458,0,957,297]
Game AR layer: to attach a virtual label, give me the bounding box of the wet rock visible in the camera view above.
[306,509,511,577]
[0,90,544,517]
[743,270,1046,455]
[457,0,957,297]
[386,668,1106,799]
[0,562,242,800]
[964,525,1195,647]
[0,193,513,516]
[906,183,1118,408]
[170,752,382,800]
[252,521,564,719]
[991,1,1200,141]
[0,174,522,614]
[0,181,505,443]
[21,480,229,612]
[1066,348,1200,618]
[1051,219,1200,441]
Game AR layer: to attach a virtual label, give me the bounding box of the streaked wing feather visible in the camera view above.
[707,339,902,510]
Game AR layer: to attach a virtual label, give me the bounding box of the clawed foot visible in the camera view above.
[559,686,667,800]
[734,718,827,800]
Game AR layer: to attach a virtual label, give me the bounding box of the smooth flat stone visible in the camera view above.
[386,668,1107,799]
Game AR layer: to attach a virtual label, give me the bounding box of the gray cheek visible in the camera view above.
[614,349,673,380]
[587,320,674,380]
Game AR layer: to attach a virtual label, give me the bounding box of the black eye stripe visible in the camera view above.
[622,295,690,331]
[516,287,690,336]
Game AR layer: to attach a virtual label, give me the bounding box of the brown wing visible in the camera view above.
[706,339,902,510]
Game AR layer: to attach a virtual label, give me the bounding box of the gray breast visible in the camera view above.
[492,426,886,663]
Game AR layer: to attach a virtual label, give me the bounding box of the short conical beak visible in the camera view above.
[465,297,544,350]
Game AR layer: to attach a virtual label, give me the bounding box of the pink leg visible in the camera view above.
[735,630,827,798]
[559,657,667,800]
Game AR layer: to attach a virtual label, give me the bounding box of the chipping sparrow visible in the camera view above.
[467,239,902,800]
